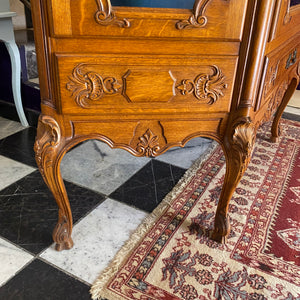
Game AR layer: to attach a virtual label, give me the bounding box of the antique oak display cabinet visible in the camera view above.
[31,0,300,251]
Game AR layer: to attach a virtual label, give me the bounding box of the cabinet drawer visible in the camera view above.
[55,54,238,115]
[48,0,248,41]
[257,39,300,112]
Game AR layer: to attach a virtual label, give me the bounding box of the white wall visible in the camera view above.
[9,0,26,29]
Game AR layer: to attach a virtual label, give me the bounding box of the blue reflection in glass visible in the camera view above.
[111,0,195,9]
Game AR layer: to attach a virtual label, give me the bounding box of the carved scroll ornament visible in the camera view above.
[176,65,228,104]
[136,129,160,157]
[95,0,130,28]
[176,0,229,30]
[66,64,122,108]
[176,0,210,29]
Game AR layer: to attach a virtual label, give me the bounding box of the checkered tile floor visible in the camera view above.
[0,112,213,299]
[1,94,299,299]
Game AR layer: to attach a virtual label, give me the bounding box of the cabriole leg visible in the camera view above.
[271,78,298,143]
[34,115,73,251]
[211,119,256,243]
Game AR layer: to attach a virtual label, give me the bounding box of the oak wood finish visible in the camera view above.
[31,0,300,251]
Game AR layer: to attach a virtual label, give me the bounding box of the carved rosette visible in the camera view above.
[34,115,61,180]
[136,129,160,157]
[95,0,130,28]
[176,65,228,104]
[66,64,122,108]
[231,119,256,177]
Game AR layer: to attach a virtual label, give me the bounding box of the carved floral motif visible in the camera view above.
[176,65,228,104]
[136,129,160,157]
[66,64,122,108]
[95,0,130,28]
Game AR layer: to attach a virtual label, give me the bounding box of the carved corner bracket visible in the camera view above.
[95,0,130,28]
[176,65,228,104]
[66,64,122,108]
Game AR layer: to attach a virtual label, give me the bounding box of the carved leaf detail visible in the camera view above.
[34,115,61,178]
[177,65,228,104]
[136,129,160,157]
[232,120,256,176]
[66,65,122,108]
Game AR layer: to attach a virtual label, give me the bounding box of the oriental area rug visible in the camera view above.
[91,119,300,300]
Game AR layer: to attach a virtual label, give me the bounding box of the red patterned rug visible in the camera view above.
[91,119,300,300]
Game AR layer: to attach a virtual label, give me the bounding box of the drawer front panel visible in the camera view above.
[258,40,300,112]
[56,54,238,115]
[48,0,248,40]
[255,38,300,125]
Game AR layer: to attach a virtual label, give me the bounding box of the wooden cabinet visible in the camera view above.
[31,0,300,251]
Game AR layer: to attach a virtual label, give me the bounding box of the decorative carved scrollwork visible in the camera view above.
[34,115,61,179]
[66,64,122,108]
[176,0,229,30]
[176,65,228,104]
[176,0,210,29]
[231,119,256,176]
[261,80,289,124]
[136,129,160,157]
[95,0,130,28]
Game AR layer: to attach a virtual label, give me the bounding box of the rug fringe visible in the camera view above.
[90,141,219,299]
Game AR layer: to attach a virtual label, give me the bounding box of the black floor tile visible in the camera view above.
[0,126,37,167]
[110,160,186,212]
[0,171,105,254]
[0,259,91,300]
[0,100,40,127]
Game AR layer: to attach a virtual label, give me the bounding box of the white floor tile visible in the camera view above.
[60,140,150,195]
[40,198,148,284]
[0,117,25,140]
[0,156,36,190]
[156,137,213,169]
[0,238,33,286]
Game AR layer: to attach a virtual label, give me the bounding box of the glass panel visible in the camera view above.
[290,0,300,7]
[111,0,195,9]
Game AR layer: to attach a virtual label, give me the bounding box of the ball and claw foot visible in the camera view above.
[210,214,231,244]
